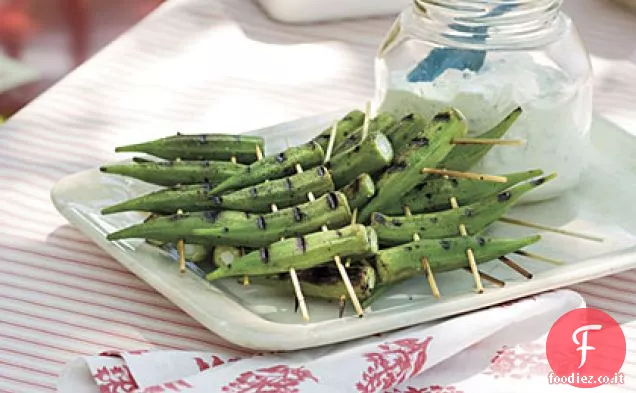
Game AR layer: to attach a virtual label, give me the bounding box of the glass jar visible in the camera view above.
[375,0,593,202]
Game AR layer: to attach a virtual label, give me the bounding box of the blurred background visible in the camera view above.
[0,0,164,119]
[0,0,633,122]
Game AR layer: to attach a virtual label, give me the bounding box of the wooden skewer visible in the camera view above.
[289,266,309,320]
[450,197,485,293]
[320,122,365,318]
[361,102,371,143]
[464,268,505,287]
[499,256,533,279]
[324,122,338,167]
[172,156,188,274]
[302,170,365,317]
[452,138,525,146]
[403,205,440,298]
[421,168,508,183]
[514,250,564,266]
[176,209,187,273]
[421,257,441,298]
[499,216,604,243]
[255,145,310,321]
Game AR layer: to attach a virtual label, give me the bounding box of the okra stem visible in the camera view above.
[328,130,394,188]
[385,113,429,157]
[340,174,376,211]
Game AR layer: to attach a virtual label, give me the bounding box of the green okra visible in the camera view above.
[359,109,468,223]
[439,107,522,171]
[101,165,335,215]
[340,174,376,211]
[375,235,541,285]
[370,173,556,245]
[312,110,366,150]
[333,113,397,155]
[257,260,377,301]
[378,169,544,215]
[99,160,246,187]
[384,113,429,157]
[205,224,378,280]
[210,141,325,194]
[115,133,264,164]
[145,239,212,264]
[213,246,243,268]
[329,130,394,188]
[132,157,156,164]
[107,191,352,247]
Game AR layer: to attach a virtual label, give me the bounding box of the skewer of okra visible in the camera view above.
[358,109,468,223]
[370,173,556,245]
[241,130,367,319]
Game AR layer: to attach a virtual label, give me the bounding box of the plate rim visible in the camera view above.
[50,111,636,351]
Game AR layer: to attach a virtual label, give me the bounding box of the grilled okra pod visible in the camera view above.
[312,110,366,150]
[439,107,522,171]
[333,113,397,155]
[115,133,264,164]
[329,130,394,188]
[384,113,429,156]
[101,165,335,215]
[99,160,247,187]
[370,173,555,245]
[340,174,376,211]
[210,141,325,194]
[205,224,378,280]
[107,192,352,247]
[379,169,544,215]
[359,109,468,223]
[256,261,377,301]
[375,235,541,285]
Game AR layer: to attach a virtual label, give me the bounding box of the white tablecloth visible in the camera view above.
[0,0,635,391]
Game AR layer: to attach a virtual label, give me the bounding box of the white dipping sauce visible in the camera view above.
[377,53,593,202]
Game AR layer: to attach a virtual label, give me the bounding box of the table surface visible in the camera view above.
[1,0,635,391]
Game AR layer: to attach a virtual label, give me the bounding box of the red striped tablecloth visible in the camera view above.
[1,0,635,391]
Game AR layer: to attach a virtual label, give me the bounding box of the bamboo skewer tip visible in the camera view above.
[499,256,533,279]
[324,121,338,164]
[499,216,604,243]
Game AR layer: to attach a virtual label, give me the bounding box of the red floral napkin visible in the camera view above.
[57,290,586,393]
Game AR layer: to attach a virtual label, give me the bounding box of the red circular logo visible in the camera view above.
[546,308,626,388]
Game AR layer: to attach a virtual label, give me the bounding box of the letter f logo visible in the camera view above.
[573,324,603,368]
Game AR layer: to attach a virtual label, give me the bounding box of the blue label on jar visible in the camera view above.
[407,2,517,83]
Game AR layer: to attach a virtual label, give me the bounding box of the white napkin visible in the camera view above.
[57,290,588,393]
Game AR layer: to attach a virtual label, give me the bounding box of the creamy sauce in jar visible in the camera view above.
[377,52,593,202]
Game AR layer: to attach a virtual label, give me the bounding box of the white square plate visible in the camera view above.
[51,110,636,351]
